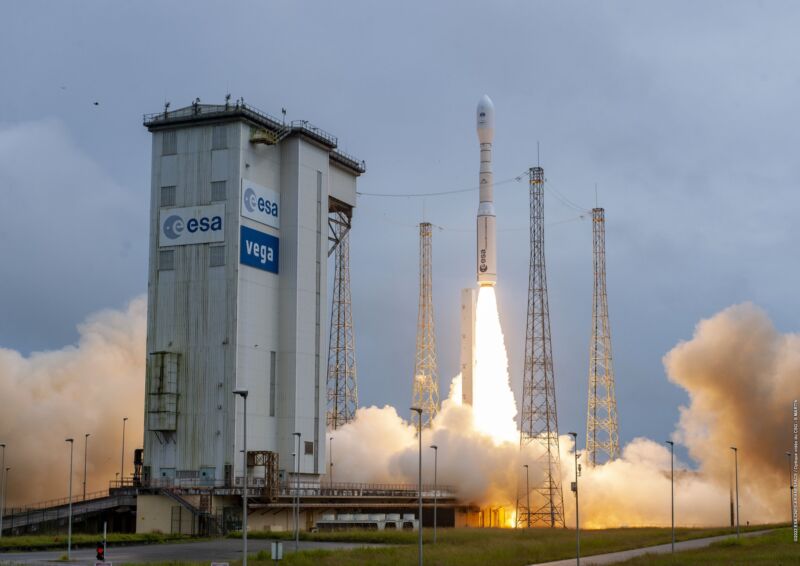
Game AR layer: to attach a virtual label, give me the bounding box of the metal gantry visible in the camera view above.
[326,211,358,429]
[412,222,440,428]
[585,207,620,466]
[518,166,565,528]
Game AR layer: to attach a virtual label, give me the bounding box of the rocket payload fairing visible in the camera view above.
[476,95,496,286]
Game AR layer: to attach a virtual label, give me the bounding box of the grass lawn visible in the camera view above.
[611,528,798,565]
[0,532,194,552]
[232,524,780,566]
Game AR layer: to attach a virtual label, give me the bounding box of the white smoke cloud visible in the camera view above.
[1,296,794,529]
[0,297,146,506]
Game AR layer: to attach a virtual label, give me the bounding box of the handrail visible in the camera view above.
[4,488,111,513]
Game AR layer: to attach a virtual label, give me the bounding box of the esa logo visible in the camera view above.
[243,187,279,218]
[163,214,223,240]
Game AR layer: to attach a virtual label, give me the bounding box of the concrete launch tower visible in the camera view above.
[141,100,364,492]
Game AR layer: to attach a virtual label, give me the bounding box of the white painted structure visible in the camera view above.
[142,102,364,486]
[460,288,477,406]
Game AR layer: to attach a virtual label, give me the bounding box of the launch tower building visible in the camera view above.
[141,101,364,492]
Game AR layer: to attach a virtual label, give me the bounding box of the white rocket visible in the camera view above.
[476,94,496,287]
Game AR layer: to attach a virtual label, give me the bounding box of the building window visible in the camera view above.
[211,181,226,202]
[162,130,177,155]
[159,249,175,271]
[304,441,314,456]
[269,351,277,417]
[212,126,228,150]
[209,245,225,267]
[160,185,176,207]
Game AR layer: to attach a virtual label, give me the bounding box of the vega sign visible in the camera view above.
[159,204,225,247]
[241,180,280,229]
[240,225,279,274]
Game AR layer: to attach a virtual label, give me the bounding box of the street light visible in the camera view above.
[522,464,530,528]
[293,432,301,552]
[121,417,128,485]
[1,467,8,541]
[83,433,91,500]
[787,451,793,524]
[66,438,75,561]
[329,436,334,487]
[233,389,248,566]
[0,443,5,540]
[430,445,438,543]
[568,432,580,566]
[666,441,675,553]
[730,446,739,539]
[410,407,423,566]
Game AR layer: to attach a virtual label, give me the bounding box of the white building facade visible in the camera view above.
[142,102,363,487]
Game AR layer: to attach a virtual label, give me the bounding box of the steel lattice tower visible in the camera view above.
[518,166,565,528]
[326,222,358,429]
[412,222,440,427]
[585,207,620,465]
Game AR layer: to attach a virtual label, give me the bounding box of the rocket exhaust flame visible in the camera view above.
[472,286,518,444]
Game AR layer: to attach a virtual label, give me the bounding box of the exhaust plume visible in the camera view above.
[0,297,145,506]
[1,296,794,528]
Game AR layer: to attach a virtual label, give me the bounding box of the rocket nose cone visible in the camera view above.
[477,95,495,143]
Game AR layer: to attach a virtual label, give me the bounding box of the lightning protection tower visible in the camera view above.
[327,215,358,429]
[586,207,620,465]
[518,166,565,528]
[412,222,440,427]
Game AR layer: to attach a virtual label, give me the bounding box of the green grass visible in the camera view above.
[225,524,781,566]
[0,532,194,552]
[610,528,798,565]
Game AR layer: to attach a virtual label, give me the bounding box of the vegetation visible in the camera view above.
[611,528,798,565]
[226,524,781,566]
[0,532,194,552]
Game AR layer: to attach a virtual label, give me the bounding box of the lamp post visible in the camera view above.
[1,467,8,540]
[523,464,530,528]
[293,432,301,552]
[787,452,793,524]
[0,443,5,540]
[83,433,90,500]
[430,445,438,543]
[121,417,128,485]
[233,389,248,566]
[66,438,75,561]
[568,432,580,566]
[329,436,334,487]
[410,407,423,566]
[730,446,739,539]
[666,441,674,553]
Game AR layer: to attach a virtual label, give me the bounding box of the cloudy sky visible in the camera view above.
[2,1,799,459]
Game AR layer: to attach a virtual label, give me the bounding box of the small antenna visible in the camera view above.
[595,183,598,208]
[537,141,540,167]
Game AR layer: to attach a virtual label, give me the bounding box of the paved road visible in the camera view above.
[0,538,376,565]
[530,529,774,566]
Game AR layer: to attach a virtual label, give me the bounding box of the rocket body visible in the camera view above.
[476,95,497,287]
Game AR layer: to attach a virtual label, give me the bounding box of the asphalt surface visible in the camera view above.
[0,538,377,565]
[530,529,774,566]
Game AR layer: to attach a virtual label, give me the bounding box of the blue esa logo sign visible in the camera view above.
[163,214,222,240]
[159,204,225,247]
[240,226,279,274]
[241,181,280,229]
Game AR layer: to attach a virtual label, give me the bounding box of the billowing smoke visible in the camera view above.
[0,298,146,506]
[663,303,799,523]
[1,296,795,527]
[331,302,799,527]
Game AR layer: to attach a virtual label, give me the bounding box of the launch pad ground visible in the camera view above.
[0,524,786,565]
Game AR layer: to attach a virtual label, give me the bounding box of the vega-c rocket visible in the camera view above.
[476,95,496,287]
